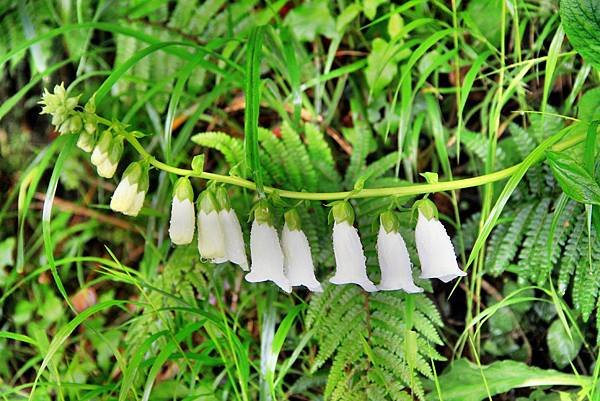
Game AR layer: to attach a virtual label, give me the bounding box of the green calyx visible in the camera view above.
[414,198,438,220]
[284,209,302,231]
[253,200,273,225]
[380,211,399,233]
[332,201,354,225]
[199,190,219,214]
[96,130,113,153]
[215,186,231,211]
[123,161,149,191]
[174,177,194,202]
[108,137,124,164]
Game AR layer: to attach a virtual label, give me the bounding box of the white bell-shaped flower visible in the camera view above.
[246,201,292,293]
[281,209,322,292]
[169,177,195,245]
[110,161,148,217]
[329,202,377,292]
[414,200,466,283]
[91,130,122,179]
[214,187,248,270]
[376,212,423,293]
[197,191,226,261]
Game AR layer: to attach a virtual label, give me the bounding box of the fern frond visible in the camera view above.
[280,122,318,190]
[517,198,551,280]
[557,212,586,294]
[191,131,245,169]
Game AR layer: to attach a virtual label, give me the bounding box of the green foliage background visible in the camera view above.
[1,0,600,400]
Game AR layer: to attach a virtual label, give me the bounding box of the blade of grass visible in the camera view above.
[245,26,266,195]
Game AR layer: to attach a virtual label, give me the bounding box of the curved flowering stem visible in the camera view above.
[97,115,586,201]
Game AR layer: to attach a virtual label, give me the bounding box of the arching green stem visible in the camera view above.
[99,116,585,201]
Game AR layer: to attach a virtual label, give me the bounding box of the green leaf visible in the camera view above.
[560,0,600,69]
[577,88,600,121]
[365,38,400,95]
[284,1,336,42]
[464,0,505,48]
[0,237,15,269]
[547,319,582,369]
[363,0,387,20]
[546,150,600,205]
[432,359,589,401]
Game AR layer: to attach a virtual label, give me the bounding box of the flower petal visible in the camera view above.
[218,210,249,270]
[197,210,226,260]
[123,191,145,216]
[330,221,377,292]
[282,224,322,292]
[110,178,137,213]
[376,226,423,293]
[246,220,291,293]
[415,211,466,282]
[169,198,195,245]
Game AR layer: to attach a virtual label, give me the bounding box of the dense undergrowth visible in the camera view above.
[2,0,600,400]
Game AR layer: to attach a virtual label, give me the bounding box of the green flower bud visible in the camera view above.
[173,177,194,202]
[215,186,231,211]
[284,208,302,231]
[415,198,438,221]
[380,211,399,233]
[253,200,273,225]
[332,201,354,225]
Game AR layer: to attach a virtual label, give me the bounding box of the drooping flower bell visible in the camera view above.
[168,177,195,245]
[245,200,291,293]
[414,199,466,283]
[109,161,148,217]
[214,187,248,270]
[281,209,322,292]
[329,202,377,292]
[91,130,123,178]
[197,190,226,261]
[376,211,423,293]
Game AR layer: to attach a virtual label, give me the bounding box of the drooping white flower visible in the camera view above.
[77,130,95,152]
[376,212,423,293]
[245,201,291,293]
[329,202,377,292]
[414,200,466,283]
[214,187,248,270]
[281,209,322,292]
[168,177,195,245]
[110,161,148,217]
[197,191,226,261]
[91,130,123,178]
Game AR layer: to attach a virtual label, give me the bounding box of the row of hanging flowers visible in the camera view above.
[40,84,467,293]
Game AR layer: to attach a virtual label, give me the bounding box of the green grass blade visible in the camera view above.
[244,26,266,195]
